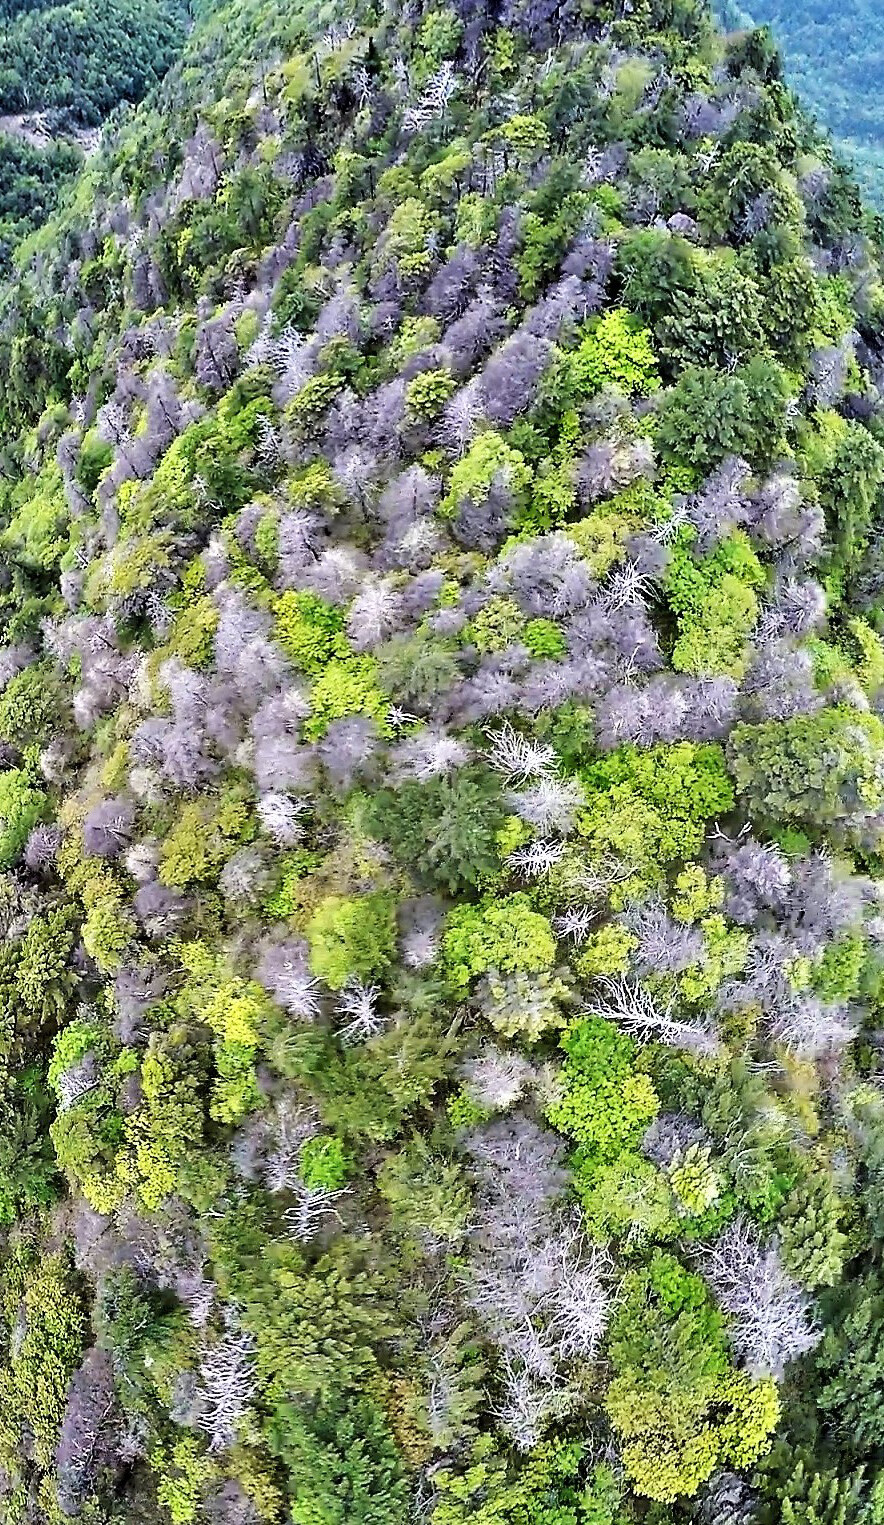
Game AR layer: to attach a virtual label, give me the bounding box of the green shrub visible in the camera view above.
[0,662,63,747]
[728,708,884,836]
[271,1393,410,1525]
[306,657,389,740]
[299,1134,352,1190]
[665,529,765,678]
[0,768,47,868]
[276,590,348,674]
[606,1254,779,1502]
[442,432,533,518]
[578,742,734,873]
[405,367,456,419]
[657,357,790,469]
[0,1246,86,1472]
[546,1015,659,1178]
[564,307,660,398]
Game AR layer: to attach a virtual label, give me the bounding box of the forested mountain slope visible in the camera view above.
[1,0,884,1520]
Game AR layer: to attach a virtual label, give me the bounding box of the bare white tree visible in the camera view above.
[387,704,421,731]
[402,930,440,970]
[576,857,634,903]
[440,377,484,458]
[195,1323,257,1451]
[264,1094,321,1194]
[272,326,313,401]
[286,1182,351,1242]
[255,414,283,471]
[336,980,387,1044]
[244,314,275,369]
[462,1045,534,1113]
[56,1056,100,1113]
[591,975,722,1057]
[491,1354,572,1451]
[701,1217,820,1377]
[507,776,585,836]
[543,1236,613,1361]
[650,498,691,544]
[403,61,460,130]
[178,1270,217,1329]
[464,1119,611,1449]
[603,559,653,610]
[552,905,597,944]
[353,64,372,109]
[257,791,310,847]
[485,720,557,784]
[257,941,322,1021]
[392,727,471,783]
[96,399,132,447]
[768,993,859,1058]
[506,839,566,880]
[347,578,404,651]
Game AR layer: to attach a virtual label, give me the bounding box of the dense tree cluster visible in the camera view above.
[0,0,880,1520]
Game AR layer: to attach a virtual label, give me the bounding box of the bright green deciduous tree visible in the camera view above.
[442,894,557,992]
[307,892,397,990]
[606,1253,779,1502]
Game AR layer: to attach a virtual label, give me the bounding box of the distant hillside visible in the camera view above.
[0,0,189,267]
[717,0,884,208]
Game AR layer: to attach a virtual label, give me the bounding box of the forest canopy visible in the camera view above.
[0,0,188,124]
[0,0,880,1521]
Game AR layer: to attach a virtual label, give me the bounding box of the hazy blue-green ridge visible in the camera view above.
[716,0,884,207]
